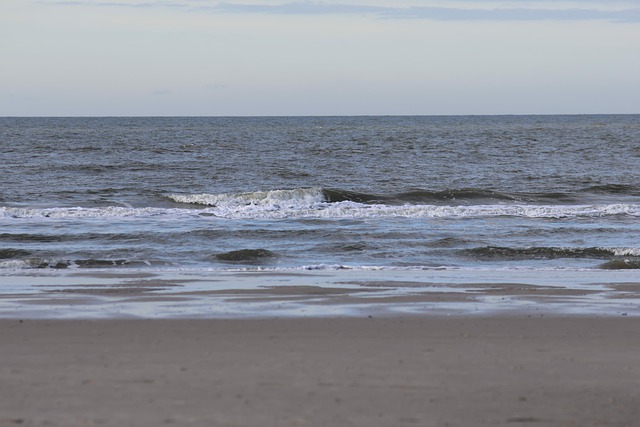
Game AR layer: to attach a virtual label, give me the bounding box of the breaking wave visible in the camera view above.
[168,187,326,208]
[162,188,640,219]
[169,187,578,207]
[2,188,639,220]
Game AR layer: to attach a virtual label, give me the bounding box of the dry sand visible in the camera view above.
[2,316,640,426]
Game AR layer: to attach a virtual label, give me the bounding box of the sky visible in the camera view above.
[1,0,639,116]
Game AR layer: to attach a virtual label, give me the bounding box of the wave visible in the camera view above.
[0,249,31,259]
[168,187,575,207]
[215,248,277,263]
[599,259,640,270]
[462,246,640,261]
[3,201,640,221]
[2,187,640,220]
[168,185,640,208]
[581,184,640,196]
[324,185,640,204]
[321,188,572,204]
[161,187,640,219]
[168,187,326,208]
[0,257,158,270]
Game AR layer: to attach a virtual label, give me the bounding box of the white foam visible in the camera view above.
[196,201,640,220]
[0,206,173,220]
[167,187,325,208]
[167,188,640,220]
[613,248,640,257]
[0,259,31,270]
[2,200,639,221]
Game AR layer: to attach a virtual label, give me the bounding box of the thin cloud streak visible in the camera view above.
[42,1,640,22]
[216,3,640,22]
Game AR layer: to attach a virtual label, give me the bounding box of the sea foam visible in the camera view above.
[2,201,640,221]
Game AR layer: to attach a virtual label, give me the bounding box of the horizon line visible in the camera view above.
[2,112,639,118]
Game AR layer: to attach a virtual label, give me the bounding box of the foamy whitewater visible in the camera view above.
[1,115,639,275]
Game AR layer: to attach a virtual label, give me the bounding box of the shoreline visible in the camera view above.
[2,316,640,426]
[1,268,639,319]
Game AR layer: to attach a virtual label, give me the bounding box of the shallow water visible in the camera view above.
[1,268,638,318]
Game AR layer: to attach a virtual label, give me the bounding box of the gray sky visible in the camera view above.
[1,0,639,116]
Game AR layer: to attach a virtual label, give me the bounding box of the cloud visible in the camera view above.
[41,1,640,22]
[217,2,640,22]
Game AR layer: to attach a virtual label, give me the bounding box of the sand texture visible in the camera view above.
[2,317,640,426]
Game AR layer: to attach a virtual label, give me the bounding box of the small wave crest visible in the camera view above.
[321,188,563,204]
[613,248,640,257]
[0,249,31,259]
[463,246,640,262]
[166,185,639,208]
[599,259,640,270]
[403,188,521,203]
[167,188,326,208]
[464,246,611,260]
[168,187,576,208]
[0,257,157,270]
[215,248,277,263]
[582,184,640,196]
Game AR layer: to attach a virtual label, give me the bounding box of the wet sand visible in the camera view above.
[2,268,640,318]
[2,316,640,426]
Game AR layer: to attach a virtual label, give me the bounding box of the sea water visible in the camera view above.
[1,115,639,316]
[0,115,640,317]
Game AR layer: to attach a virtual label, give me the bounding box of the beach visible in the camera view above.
[2,267,640,426]
[1,115,639,426]
[3,316,640,427]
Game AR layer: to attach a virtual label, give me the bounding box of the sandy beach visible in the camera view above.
[2,316,640,426]
[1,270,639,426]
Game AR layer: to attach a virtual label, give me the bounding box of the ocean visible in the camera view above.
[1,115,639,317]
